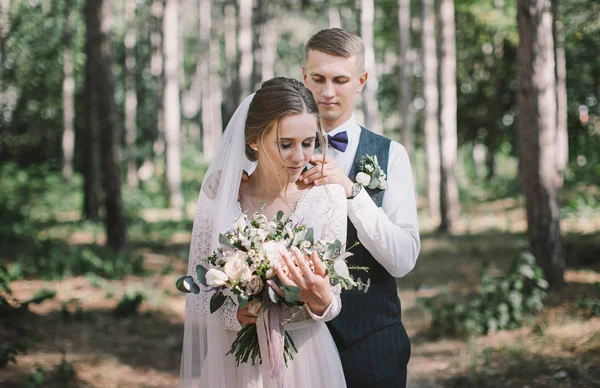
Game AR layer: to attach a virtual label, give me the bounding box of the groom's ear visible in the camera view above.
[357,71,368,93]
[301,67,308,85]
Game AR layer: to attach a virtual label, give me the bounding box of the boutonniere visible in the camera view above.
[355,155,388,190]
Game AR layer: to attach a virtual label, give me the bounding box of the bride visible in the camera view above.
[180,77,348,388]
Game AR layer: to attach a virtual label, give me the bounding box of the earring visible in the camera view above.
[252,147,258,151]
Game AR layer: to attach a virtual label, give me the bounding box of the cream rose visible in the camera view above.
[223,257,252,283]
[262,241,288,262]
[355,172,371,186]
[205,268,228,287]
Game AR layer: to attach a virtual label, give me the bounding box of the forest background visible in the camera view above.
[1,0,599,386]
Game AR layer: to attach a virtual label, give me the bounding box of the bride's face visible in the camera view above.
[253,112,318,184]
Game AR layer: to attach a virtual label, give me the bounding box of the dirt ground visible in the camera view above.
[1,201,599,387]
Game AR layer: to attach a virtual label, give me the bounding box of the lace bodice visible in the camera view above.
[187,184,348,331]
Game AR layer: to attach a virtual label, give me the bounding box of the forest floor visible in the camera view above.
[1,195,599,387]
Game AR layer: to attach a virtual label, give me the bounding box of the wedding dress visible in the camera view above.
[179,94,347,388]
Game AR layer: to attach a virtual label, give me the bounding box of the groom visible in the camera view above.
[299,28,421,387]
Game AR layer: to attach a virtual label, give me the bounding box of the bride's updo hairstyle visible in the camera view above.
[244,77,325,162]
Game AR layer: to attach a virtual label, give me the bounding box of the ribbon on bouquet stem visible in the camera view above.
[256,303,285,388]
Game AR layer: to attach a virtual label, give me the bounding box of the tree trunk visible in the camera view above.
[199,0,223,160]
[223,3,239,123]
[360,0,383,135]
[251,0,266,91]
[398,0,415,160]
[62,0,76,181]
[151,0,165,158]
[125,0,138,189]
[261,19,277,82]
[83,0,101,221]
[86,0,128,250]
[328,7,341,28]
[421,0,441,220]
[487,0,505,181]
[163,0,183,209]
[517,0,564,288]
[238,0,253,100]
[552,0,568,187]
[438,0,460,233]
[0,0,7,133]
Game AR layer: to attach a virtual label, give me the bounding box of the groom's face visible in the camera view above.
[302,49,367,132]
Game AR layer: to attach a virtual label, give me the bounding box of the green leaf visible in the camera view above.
[268,286,280,304]
[219,233,235,248]
[291,229,306,247]
[238,293,249,309]
[282,284,302,304]
[196,265,208,287]
[176,276,199,294]
[305,228,314,245]
[210,292,227,313]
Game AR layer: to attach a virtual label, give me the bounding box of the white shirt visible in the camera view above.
[319,115,421,278]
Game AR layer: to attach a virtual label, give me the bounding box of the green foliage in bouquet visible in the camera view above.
[418,251,548,338]
[176,210,368,366]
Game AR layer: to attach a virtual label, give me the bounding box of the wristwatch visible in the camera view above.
[349,182,363,199]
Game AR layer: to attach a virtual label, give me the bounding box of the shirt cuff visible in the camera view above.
[348,186,378,216]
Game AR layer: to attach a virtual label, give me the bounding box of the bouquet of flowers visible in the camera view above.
[176,210,369,367]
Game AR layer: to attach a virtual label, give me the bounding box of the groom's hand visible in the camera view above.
[299,155,354,198]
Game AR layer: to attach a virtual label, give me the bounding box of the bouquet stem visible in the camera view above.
[227,324,298,367]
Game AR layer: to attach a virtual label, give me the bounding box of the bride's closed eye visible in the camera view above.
[280,141,314,149]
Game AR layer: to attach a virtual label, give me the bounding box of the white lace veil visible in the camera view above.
[179,94,256,387]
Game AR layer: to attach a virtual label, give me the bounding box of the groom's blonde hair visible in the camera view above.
[304,28,365,72]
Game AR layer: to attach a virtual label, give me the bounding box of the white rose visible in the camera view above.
[355,172,371,186]
[223,258,252,282]
[224,250,248,262]
[380,179,389,190]
[262,241,288,262]
[205,268,228,286]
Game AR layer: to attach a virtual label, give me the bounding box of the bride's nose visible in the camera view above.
[290,145,305,162]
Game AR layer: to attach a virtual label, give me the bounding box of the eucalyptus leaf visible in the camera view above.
[210,292,227,314]
[282,284,302,304]
[305,228,314,245]
[238,293,249,309]
[196,265,208,287]
[219,233,234,248]
[268,286,280,304]
[176,276,198,293]
[292,229,307,247]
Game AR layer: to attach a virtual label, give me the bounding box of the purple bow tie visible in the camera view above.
[316,131,348,152]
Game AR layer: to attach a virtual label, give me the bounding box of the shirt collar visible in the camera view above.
[326,114,358,138]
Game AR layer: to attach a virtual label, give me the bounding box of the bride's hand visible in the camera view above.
[270,247,333,316]
[237,305,258,325]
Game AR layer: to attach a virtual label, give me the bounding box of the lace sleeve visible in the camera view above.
[304,184,347,322]
[319,184,348,244]
[187,192,242,332]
